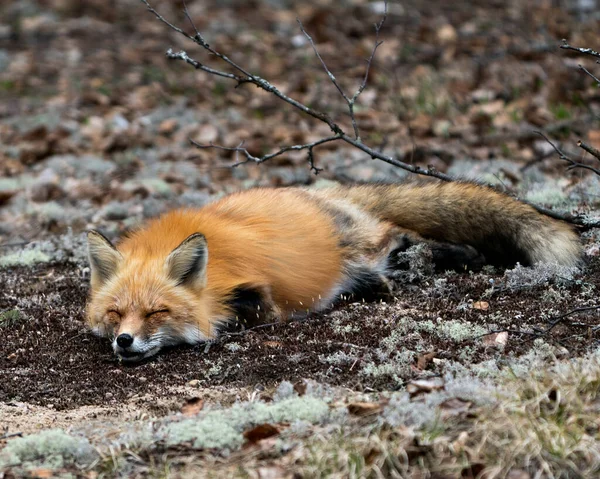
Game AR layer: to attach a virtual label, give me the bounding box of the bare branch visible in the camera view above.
[536,131,600,177]
[464,305,600,345]
[297,1,388,141]
[578,140,600,163]
[544,305,600,334]
[339,133,454,181]
[141,0,598,228]
[579,64,600,85]
[297,19,350,103]
[190,135,342,174]
[560,39,600,59]
[181,0,200,39]
[352,1,387,105]
[166,49,247,82]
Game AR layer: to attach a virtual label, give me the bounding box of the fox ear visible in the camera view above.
[87,230,122,288]
[166,233,208,288]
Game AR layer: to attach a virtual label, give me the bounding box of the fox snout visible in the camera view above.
[112,331,158,362]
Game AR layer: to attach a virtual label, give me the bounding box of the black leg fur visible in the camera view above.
[387,234,487,273]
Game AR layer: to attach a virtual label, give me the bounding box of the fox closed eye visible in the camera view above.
[146,309,169,318]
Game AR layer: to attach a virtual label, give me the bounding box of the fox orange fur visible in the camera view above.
[87,182,582,361]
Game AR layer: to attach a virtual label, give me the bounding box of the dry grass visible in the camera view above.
[274,354,600,478]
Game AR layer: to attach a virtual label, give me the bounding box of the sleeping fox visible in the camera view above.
[86,182,582,361]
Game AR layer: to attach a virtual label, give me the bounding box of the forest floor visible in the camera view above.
[2,0,600,477]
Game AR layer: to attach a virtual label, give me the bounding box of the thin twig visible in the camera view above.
[215,312,320,342]
[339,132,454,181]
[351,2,387,107]
[190,135,341,173]
[579,64,600,85]
[297,19,350,104]
[544,305,600,334]
[578,140,600,163]
[0,432,23,440]
[536,131,600,176]
[560,39,600,60]
[464,305,600,344]
[140,0,599,227]
[166,49,247,82]
[297,1,387,141]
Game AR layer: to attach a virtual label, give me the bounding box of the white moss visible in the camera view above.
[138,178,173,197]
[525,185,568,207]
[273,381,296,401]
[0,249,50,267]
[224,342,243,352]
[0,429,97,470]
[162,396,330,451]
[504,262,578,290]
[360,350,415,384]
[434,319,488,342]
[319,351,359,366]
[28,201,67,223]
[164,415,243,450]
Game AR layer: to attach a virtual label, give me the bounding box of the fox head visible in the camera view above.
[86,230,214,362]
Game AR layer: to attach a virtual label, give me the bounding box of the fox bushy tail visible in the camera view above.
[332,182,582,268]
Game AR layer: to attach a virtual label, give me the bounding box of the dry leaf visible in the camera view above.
[473,301,489,310]
[406,378,445,397]
[483,331,508,348]
[29,469,54,478]
[257,466,290,479]
[347,402,382,416]
[158,118,178,135]
[416,351,437,370]
[439,398,472,419]
[293,380,307,396]
[507,470,531,479]
[243,423,280,443]
[181,397,204,416]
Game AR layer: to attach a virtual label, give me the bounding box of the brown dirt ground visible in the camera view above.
[2,256,600,416]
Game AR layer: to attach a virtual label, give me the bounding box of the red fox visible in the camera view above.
[87,182,582,361]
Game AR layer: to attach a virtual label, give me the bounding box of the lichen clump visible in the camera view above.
[163,396,330,451]
[0,429,97,470]
[0,249,50,267]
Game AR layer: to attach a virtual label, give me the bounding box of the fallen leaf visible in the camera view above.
[416,351,437,370]
[439,398,472,419]
[507,470,531,479]
[30,469,54,478]
[257,466,290,479]
[473,301,489,310]
[158,118,178,135]
[196,124,219,144]
[364,447,381,465]
[243,423,280,443]
[293,380,307,396]
[406,378,445,397]
[263,341,282,348]
[347,401,382,416]
[181,397,204,416]
[482,331,508,348]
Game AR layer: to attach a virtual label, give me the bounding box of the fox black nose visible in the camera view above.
[116,333,134,348]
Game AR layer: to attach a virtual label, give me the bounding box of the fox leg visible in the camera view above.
[385,228,487,273]
[222,283,285,331]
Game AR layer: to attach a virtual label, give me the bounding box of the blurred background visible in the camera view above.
[1,0,599,244]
